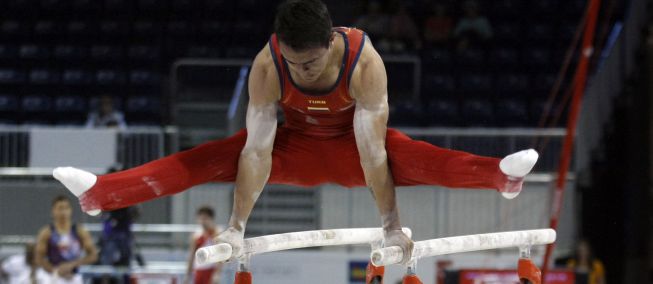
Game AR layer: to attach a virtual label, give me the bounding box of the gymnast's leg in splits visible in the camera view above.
[53,127,537,215]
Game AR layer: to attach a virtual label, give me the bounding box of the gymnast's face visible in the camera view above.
[196,213,214,231]
[279,37,333,83]
[52,200,72,222]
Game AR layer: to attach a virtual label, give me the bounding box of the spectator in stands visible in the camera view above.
[354,1,390,51]
[566,239,606,284]
[1,243,48,284]
[35,195,98,284]
[453,0,493,51]
[423,3,454,48]
[93,165,144,284]
[86,95,127,130]
[386,4,421,52]
[185,206,224,284]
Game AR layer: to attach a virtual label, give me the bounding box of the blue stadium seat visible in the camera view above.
[200,21,231,38]
[389,100,424,126]
[0,69,27,84]
[495,99,529,126]
[562,0,586,16]
[54,95,86,113]
[133,21,161,37]
[493,22,522,43]
[530,99,553,125]
[422,74,455,96]
[33,21,64,37]
[54,45,88,61]
[457,73,492,93]
[136,0,166,13]
[104,0,130,12]
[40,0,69,11]
[22,95,52,112]
[129,70,161,86]
[231,21,261,45]
[96,70,127,85]
[525,0,559,17]
[126,96,161,123]
[489,47,519,69]
[455,49,486,69]
[522,48,552,68]
[495,74,530,96]
[62,69,93,85]
[19,44,50,60]
[533,73,557,93]
[558,22,578,42]
[461,99,494,126]
[171,0,193,12]
[128,45,161,61]
[421,49,453,71]
[225,46,258,58]
[29,69,60,85]
[526,23,554,42]
[66,21,96,37]
[425,99,459,126]
[0,94,18,112]
[90,45,124,61]
[0,21,30,38]
[0,44,19,60]
[186,45,223,58]
[0,119,17,125]
[6,0,36,12]
[99,21,130,37]
[489,0,523,16]
[89,96,122,110]
[204,0,236,17]
[71,0,97,12]
[168,21,194,38]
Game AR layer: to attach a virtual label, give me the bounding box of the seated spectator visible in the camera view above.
[386,4,421,52]
[567,239,606,284]
[423,3,454,48]
[86,95,127,130]
[454,0,493,51]
[354,1,390,50]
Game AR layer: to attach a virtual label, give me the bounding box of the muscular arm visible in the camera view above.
[185,235,198,279]
[72,225,98,267]
[227,47,279,234]
[351,38,413,263]
[350,39,401,233]
[35,227,54,273]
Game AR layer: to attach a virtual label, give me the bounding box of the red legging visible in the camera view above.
[79,127,513,212]
[193,268,215,284]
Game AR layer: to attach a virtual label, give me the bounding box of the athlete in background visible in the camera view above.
[185,206,224,284]
[35,196,97,284]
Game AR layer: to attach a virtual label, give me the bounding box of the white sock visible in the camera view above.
[53,167,100,216]
[499,149,539,199]
[500,149,539,178]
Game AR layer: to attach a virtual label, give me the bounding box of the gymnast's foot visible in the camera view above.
[53,167,101,216]
[499,149,539,199]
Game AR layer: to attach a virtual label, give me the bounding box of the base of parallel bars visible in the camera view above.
[402,274,423,284]
[518,258,541,284]
[234,271,252,284]
[366,262,384,284]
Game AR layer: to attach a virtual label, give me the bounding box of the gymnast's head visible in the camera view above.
[274,0,335,83]
[196,205,215,230]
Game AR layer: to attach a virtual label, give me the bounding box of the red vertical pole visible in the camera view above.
[541,0,602,278]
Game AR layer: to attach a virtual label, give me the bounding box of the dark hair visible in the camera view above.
[274,0,333,50]
[51,195,70,207]
[196,206,215,219]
